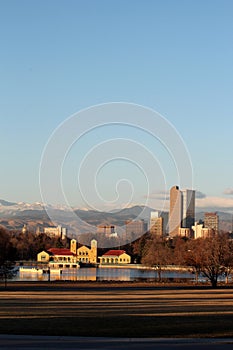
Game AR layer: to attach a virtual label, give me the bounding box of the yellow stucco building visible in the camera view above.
[99,250,131,265]
[76,239,97,264]
[37,248,78,268]
[37,239,98,266]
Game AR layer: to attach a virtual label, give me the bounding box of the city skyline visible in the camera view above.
[1,1,233,213]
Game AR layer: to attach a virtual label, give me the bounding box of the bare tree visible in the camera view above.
[185,238,207,283]
[142,236,171,281]
[185,235,233,287]
[171,237,188,266]
[0,228,16,288]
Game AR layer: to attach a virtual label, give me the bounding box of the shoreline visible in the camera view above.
[2,279,233,291]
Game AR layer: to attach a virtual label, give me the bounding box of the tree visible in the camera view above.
[0,227,16,288]
[132,233,149,263]
[221,235,233,283]
[185,235,233,287]
[0,261,16,288]
[142,236,171,281]
[172,237,188,266]
[185,238,207,283]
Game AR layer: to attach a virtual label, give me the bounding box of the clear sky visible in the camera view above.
[1,0,233,212]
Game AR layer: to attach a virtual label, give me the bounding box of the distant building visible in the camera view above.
[125,220,146,237]
[169,186,182,237]
[192,222,214,239]
[181,189,195,229]
[97,225,118,238]
[201,227,213,238]
[179,227,191,238]
[97,225,115,235]
[204,212,219,234]
[149,211,163,237]
[99,250,131,265]
[43,225,67,239]
[169,186,195,238]
[192,222,204,239]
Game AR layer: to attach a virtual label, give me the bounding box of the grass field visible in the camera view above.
[1,281,233,338]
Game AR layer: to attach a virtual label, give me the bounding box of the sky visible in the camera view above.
[1,0,233,212]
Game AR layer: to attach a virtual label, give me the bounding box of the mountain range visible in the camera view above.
[0,199,232,237]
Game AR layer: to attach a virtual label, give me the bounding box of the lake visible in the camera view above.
[15,266,194,282]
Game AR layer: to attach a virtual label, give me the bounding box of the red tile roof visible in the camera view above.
[48,248,75,256]
[103,250,126,257]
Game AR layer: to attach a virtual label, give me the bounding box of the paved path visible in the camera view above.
[0,336,233,350]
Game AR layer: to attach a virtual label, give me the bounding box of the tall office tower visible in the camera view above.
[169,186,182,237]
[149,211,163,237]
[204,212,219,234]
[181,189,195,229]
[169,186,195,238]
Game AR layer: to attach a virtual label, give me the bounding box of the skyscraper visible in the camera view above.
[181,189,195,229]
[169,186,181,237]
[169,186,195,238]
[204,212,219,234]
[149,211,163,237]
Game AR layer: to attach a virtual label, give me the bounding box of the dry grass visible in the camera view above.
[1,281,233,338]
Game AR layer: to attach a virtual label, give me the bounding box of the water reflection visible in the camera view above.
[15,267,193,282]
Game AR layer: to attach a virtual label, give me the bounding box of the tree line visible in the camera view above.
[137,233,233,287]
[1,226,233,287]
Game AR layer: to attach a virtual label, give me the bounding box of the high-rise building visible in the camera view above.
[169,186,182,237]
[169,186,195,238]
[181,189,195,229]
[204,212,219,234]
[125,220,146,237]
[149,211,163,237]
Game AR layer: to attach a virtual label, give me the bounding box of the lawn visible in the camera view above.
[1,281,233,338]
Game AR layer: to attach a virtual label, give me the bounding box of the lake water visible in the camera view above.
[15,266,194,282]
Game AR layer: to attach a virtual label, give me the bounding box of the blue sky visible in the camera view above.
[1,0,233,211]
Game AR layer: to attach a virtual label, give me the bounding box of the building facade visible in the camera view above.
[204,212,219,234]
[37,248,78,268]
[169,186,195,238]
[43,225,67,239]
[97,225,115,235]
[76,239,98,264]
[181,189,195,229]
[125,220,146,237]
[99,250,131,265]
[149,211,163,237]
[169,186,182,237]
[37,239,97,266]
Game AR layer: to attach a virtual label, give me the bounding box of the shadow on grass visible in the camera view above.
[1,315,233,338]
